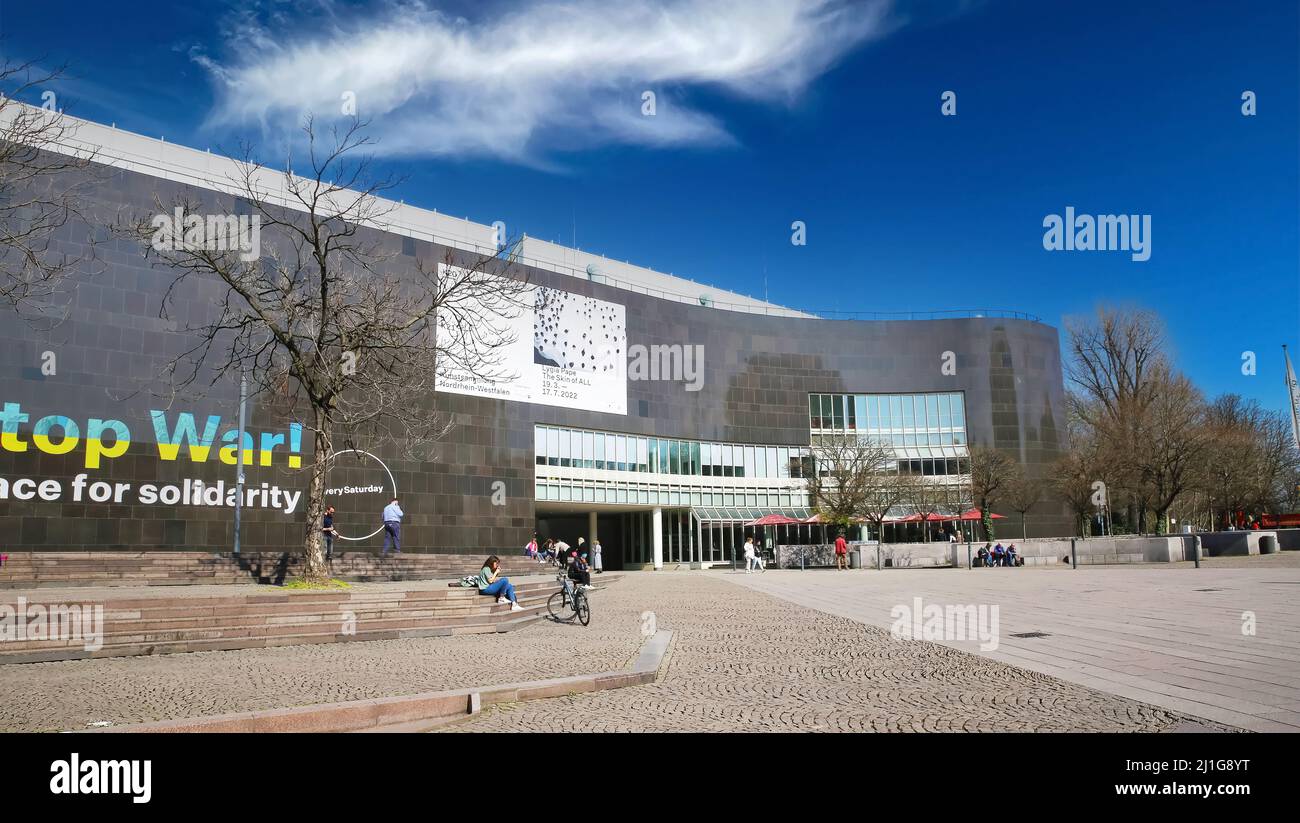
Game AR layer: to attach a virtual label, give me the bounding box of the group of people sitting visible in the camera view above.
[523,533,599,589]
[976,542,1022,567]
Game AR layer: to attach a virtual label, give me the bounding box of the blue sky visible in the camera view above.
[3,0,1297,412]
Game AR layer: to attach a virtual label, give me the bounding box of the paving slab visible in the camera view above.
[723,564,1300,732]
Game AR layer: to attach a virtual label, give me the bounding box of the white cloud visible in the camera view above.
[201,0,895,164]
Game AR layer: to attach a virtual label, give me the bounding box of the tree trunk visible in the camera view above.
[1021,514,1027,541]
[300,412,331,583]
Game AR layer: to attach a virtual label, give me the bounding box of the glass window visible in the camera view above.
[938,394,950,429]
[845,395,857,429]
[615,436,627,471]
[638,437,649,472]
[809,395,820,429]
[951,394,965,429]
[766,447,778,477]
[890,396,903,429]
[926,395,940,429]
[558,429,571,467]
[701,443,712,476]
[953,430,966,446]
[902,395,915,428]
[582,431,594,468]
[594,433,605,469]
[658,439,669,473]
[535,427,547,465]
[832,395,844,430]
[756,447,767,478]
[879,397,891,429]
[777,447,790,479]
[669,440,680,474]
[867,396,879,429]
[691,442,701,476]
[547,428,560,466]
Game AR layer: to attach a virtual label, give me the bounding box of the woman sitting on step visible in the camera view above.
[477,556,524,612]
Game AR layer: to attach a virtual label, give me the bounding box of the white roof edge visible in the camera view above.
[3,101,813,318]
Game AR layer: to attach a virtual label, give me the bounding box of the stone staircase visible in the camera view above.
[0,575,570,664]
[0,551,553,589]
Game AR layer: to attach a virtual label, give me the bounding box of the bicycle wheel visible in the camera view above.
[547,590,572,621]
[575,592,591,626]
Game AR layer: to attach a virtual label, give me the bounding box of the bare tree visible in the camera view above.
[807,436,902,542]
[1002,463,1044,540]
[1064,306,1170,532]
[1131,368,1210,533]
[117,118,532,582]
[0,61,99,315]
[968,444,1015,541]
[897,472,948,543]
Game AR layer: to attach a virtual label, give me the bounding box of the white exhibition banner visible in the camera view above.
[436,266,627,415]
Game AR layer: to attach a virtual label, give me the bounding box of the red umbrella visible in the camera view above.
[958,508,1006,521]
[747,513,802,526]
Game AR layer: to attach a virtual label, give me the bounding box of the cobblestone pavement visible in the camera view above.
[0,577,641,733]
[446,572,1204,732]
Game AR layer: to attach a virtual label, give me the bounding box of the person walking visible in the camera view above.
[743,536,757,573]
[381,497,403,555]
[834,530,849,571]
[322,506,339,561]
[592,538,603,574]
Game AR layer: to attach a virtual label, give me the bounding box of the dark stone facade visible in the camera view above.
[0,160,1068,555]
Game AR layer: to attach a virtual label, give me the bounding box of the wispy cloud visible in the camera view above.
[198,0,895,165]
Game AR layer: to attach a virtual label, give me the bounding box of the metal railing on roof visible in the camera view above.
[26,104,1043,326]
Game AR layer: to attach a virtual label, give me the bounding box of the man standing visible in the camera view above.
[834,530,849,570]
[382,497,404,555]
[322,506,338,561]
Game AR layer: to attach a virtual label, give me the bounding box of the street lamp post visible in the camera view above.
[233,367,247,556]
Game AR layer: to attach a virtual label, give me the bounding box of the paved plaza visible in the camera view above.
[6,561,1294,733]
[446,570,1225,733]
[726,555,1300,732]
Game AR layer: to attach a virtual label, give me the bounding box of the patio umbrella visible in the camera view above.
[746,514,803,526]
[958,508,1006,520]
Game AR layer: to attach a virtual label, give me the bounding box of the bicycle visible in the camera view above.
[546,570,591,626]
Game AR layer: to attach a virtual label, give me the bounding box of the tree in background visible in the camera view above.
[807,436,903,544]
[0,62,100,317]
[1002,463,1044,540]
[968,444,1015,541]
[897,472,948,543]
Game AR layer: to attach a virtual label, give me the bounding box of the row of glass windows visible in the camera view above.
[898,458,970,476]
[535,478,809,508]
[810,392,967,434]
[535,425,815,479]
[813,430,967,448]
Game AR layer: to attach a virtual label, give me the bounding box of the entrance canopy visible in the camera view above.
[693,507,812,524]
